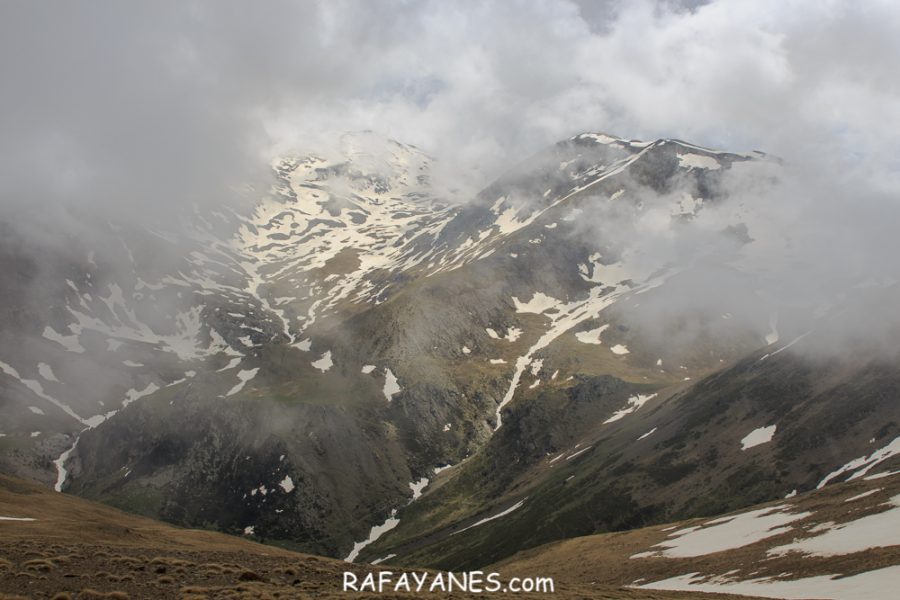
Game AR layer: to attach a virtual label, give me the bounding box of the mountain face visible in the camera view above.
[1,131,898,567]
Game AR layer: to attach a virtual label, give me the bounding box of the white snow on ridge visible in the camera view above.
[216,356,242,372]
[53,435,81,492]
[0,360,88,425]
[495,277,663,430]
[741,425,777,450]
[817,435,900,489]
[292,338,312,352]
[566,446,591,461]
[864,470,900,481]
[370,553,397,565]
[677,153,721,170]
[311,351,333,372]
[577,133,620,145]
[123,382,160,408]
[513,292,562,314]
[344,510,401,563]
[604,394,658,424]
[631,504,811,559]
[409,477,429,501]
[637,427,657,440]
[639,565,900,600]
[452,498,527,536]
[575,324,609,345]
[383,368,401,401]
[844,489,880,502]
[759,331,812,361]
[768,492,900,558]
[42,326,85,353]
[226,369,259,397]
[37,363,58,382]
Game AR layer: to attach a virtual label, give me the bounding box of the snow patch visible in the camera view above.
[383,368,401,401]
[768,492,900,557]
[452,499,526,536]
[311,351,333,372]
[632,504,810,559]
[344,510,401,563]
[575,324,609,344]
[844,489,880,502]
[817,435,900,488]
[677,153,721,170]
[409,477,429,501]
[604,394,657,424]
[639,565,900,599]
[226,369,259,397]
[42,326,85,353]
[37,363,58,382]
[741,425,777,450]
[638,427,658,441]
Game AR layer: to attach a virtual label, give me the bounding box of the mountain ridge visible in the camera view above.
[2,131,897,579]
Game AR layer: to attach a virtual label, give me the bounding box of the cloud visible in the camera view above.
[3,0,899,221]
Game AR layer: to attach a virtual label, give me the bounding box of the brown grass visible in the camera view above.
[24,558,56,572]
[0,471,787,599]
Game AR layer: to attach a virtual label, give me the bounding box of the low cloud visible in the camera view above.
[2,0,899,355]
[3,0,898,221]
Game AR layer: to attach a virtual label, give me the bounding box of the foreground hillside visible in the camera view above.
[0,473,771,600]
[494,471,900,599]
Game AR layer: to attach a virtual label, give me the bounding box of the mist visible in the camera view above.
[3,1,897,214]
[2,0,900,355]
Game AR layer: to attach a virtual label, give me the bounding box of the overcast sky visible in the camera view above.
[2,0,899,219]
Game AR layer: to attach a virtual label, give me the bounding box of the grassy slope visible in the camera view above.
[493,473,900,591]
[0,473,766,599]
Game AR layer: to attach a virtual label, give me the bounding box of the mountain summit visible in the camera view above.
[1,133,897,576]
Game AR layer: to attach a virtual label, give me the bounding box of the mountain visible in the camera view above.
[1,130,898,584]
